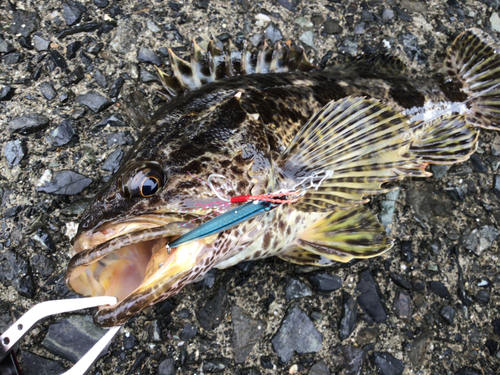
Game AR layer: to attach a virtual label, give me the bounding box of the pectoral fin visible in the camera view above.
[296,206,394,263]
[277,97,430,212]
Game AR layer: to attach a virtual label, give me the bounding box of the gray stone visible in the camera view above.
[202,357,231,372]
[407,334,430,367]
[378,188,400,230]
[440,305,456,325]
[41,315,108,362]
[294,17,313,31]
[249,33,264,47]
[309,273,342,294]
[0,85,14,101]
[76,91,112,113]
[462,226,500,255]
[372,352,404,375]
[398,32,426,64]
[33,35,50,51]
[39,83,57,101]
[0,251,33,298]
[4,139,27,167]
[339,37,358,56]
[354,23,365,35]
[339,292,357,341]
[102,148,124,173]
[37,170,92,195]
[0,39,14,53]
[323,19,343,35]
[197,288,227,330]
[340,345,365,375]
[232,306,265,363]
[107,131,135,147]
[110,21,138,54]
[382,9,395,22]
[299,31,316,50]
[10,10,40,37]
[137,47,162,66]
[357,269,387,323]
[393,289,412,320]
[272,304,322,363]
[47,119,75,146]
[62,1,87,26]
[94,68,107,88]
[309,362,330,375]
[285,275,312,301]
[180,323,197,341]
[265,23,283,44]
[158,358,175,375]
[431,164,449,178]
[20,351,66,375]
[9,114,50,135]
[490,12,500,33]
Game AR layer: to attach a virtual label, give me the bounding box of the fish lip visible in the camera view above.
[67,214,205,326]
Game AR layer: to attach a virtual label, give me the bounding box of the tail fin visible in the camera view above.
[441,28,500,130]
[294,206,394,264]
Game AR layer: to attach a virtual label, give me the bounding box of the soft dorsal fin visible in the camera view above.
[155,39,317,100]
[277,96,479,212]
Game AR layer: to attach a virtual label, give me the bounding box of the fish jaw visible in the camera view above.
[66,219,215,327]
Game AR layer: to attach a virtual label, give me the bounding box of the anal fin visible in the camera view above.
[278,248,338,266]
[296,206,394,263]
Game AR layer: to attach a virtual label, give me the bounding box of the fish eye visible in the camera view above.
[125,165,165,198]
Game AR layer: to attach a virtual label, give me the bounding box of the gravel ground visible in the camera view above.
[1,0,500,374]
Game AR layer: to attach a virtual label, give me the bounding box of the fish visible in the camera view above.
[66,28,500,327]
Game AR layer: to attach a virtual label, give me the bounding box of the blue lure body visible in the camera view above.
[167,201,275,249]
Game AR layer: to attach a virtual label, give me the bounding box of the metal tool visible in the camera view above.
[0,297,121,375]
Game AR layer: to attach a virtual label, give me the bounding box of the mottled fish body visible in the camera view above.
[66,29,500,326]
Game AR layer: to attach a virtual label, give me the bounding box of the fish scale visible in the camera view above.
[66,29,500,327]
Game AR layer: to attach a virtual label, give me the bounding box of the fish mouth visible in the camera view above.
[66,216,211,327]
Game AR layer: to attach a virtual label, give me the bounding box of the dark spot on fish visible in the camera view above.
[220,160,231,168]
[278,220,286,233]
[237,180,249,191]
[286,227,291,236]
[254,250,262,258]
[295,216,301,224]
[262,231,272,249]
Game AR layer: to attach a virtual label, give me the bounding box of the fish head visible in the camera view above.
[67,91,276,327]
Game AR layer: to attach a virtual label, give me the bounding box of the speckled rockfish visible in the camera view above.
[66,29,499,327]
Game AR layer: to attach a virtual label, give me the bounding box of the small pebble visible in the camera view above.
[4,140,27,167]
[39,82,57,100]
[76,91,112,113]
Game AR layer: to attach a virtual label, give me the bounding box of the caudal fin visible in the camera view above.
[441,28,500,130]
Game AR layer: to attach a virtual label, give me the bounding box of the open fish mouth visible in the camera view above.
[66,216,211,327]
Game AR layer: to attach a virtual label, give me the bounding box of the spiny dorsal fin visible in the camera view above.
[441,28,500,130]
[156,39,318,100]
